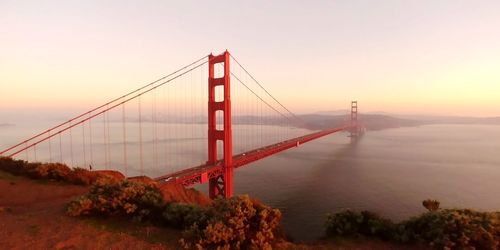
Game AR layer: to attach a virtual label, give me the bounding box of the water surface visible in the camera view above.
[2,123,500,242]
[219,124,500,241]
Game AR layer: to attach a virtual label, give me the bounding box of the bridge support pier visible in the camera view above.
[208,51,233,199]
[350,101,358,138]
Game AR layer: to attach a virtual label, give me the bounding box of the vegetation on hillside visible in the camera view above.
[66,179,282,249]
[325,200,500,249]
[0,157,122,185]
[3,157,499,249]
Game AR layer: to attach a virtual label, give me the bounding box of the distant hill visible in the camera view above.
[299,114,423,131]
[0,123,14,127]
[420,116,500,125]
[108,113,499,131]
[313,110,350,116]
[377,114,500,126]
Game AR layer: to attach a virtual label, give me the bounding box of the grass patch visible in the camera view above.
[0,170,17,181]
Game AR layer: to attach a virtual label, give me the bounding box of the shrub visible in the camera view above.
[422,199,440,212]
[180,195,282,250]
[26,162,72,180]
[67,184,283,249]
[325,201,500,249]
[0,157,118,185]
[0,157,29,175]
[66,180,165,222]
[396,209,500,249]
[325,210,395,240]
[162,202,209,229]
[66,167,99,185]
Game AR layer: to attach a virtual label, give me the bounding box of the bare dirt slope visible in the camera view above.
[0,171,180,250]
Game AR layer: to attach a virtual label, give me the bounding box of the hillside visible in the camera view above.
[0,168,422,249]
[299,114,423,130]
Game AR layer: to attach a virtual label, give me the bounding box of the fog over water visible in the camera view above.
[1,122,500,242]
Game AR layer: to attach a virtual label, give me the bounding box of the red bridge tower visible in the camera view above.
[350,101,359,137]
[207,51,233,199]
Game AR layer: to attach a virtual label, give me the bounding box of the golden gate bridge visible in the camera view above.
[0,51,363,199]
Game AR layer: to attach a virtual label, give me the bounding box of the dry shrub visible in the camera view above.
[180,195,282,250]
[66,178,284,248]
[66,180,165,221]
[26,162,72,180]
[422,199,440,212]
[0,157,31,175]
[162,202,209,229]
[0,157,121,185]
[325,200,500,249]
[325,210,395,240]
[396,208,500,249]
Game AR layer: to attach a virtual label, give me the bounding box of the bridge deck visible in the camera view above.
[155,126,349,186]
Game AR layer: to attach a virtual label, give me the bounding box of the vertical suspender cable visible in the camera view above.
[89,115,94,166]
[139,94,144,175]
[163,81,167,171]
[25,142,29,161]
[106,107,111,168]
[48,130,52,162]
[122,103,127,176]
[59,132,63,163]
[103,113,108,169]
[70,124,74,167]
[153,90,158,172]
[33,144,37,162]
[82,123,86,167]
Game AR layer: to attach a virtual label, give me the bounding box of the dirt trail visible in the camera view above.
[0,171,180,249]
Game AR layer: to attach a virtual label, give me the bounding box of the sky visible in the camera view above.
[1,0,500,117]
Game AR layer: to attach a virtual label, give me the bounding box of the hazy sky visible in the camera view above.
[1,0,499,117]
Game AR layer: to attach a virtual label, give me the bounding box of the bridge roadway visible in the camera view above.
[155,126,350,186]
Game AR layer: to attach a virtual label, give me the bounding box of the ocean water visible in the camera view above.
[2,123,500,242]
[217,124,500,241]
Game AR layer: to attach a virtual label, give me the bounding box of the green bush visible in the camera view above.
[422,199,440,212]
[0,157,74,181]
[162,202,209,229]
[180,195,282,250]
[26,162,72,180]
[0,157,30,175]
[67,183,283,249]
[67,180,165,222]
[325,210,395,240]
[396,209,500,249]
[325,202,500,249]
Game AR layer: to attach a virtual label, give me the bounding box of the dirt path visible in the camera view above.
[0,171,181,250]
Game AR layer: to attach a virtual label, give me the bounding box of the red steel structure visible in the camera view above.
[0,50,363,199]
[156,53,362,197]
[155,127,348,187]
[351,101,358,137]
[207,51,233,198]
